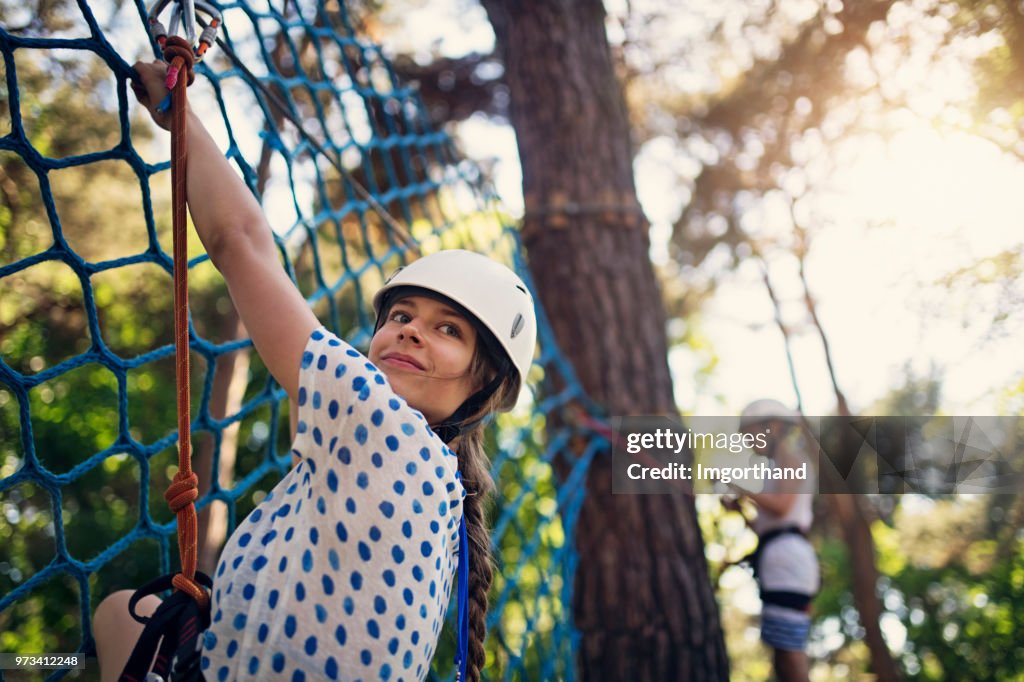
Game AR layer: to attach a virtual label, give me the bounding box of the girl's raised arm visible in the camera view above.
[132,60,318,399]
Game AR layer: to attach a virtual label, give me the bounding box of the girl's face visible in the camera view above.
[368,294,482,424]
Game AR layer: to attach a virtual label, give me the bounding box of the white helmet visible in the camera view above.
[739,399,801,430]
[372,250,537,409]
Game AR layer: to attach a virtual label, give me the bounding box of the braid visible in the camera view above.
[457,434,493,682]
[447,351,518,682]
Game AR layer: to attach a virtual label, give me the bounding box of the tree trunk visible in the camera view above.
[479,1,729,679]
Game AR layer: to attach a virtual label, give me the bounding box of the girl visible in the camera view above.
[92,60,536,682]
[725,399,819,682]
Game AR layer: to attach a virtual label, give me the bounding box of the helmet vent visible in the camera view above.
[510,313,525,339]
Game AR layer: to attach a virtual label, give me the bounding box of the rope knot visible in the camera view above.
[171,572,210,609]
[162,36,196,90]
[165,471,199,513]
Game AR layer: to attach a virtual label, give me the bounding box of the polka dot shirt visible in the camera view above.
[200,327,466,681]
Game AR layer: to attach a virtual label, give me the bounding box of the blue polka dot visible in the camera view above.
[353,377,366,391]
[439,500,448,515]
[297,420,307,434]
[261,530,277,546]
[369,525,382,542]
[419,604,428,618]
[346,498,357,513]
[312,390,321,409]
[327,470,338,492]
[419,447,431,461]
[303,549,314,572]
[429,581,436,597]
[337,447,351,465]
[392,545,406,563]
[335,624,347,645]
[250,509,263,523]
[253,556,267,572]
[394,481,406,495]
[346,348,359,357]
[217,666,229,681]
[374,374,386,385]
[284,527,295,542]
[310,527,319,545]
[372,452,383,468]
[313,427,323,446]
[305,635,318,655]
[249,656,260,675]
[429,520,440,533]
[317,354,328,370]
[329,400,339,419]
[422,482,434,496]
[335,363,347,378]
[238,532,252,547]
[357,472,369,489]
[388,638,399,655]
[435,466,445,479]
[396,614,406,631]
[317,496,327,514]
[403,588,414,606]
[368,619,380,638]
[296,581,306,601]
[336,521,348,542]
[372,409,384,426]
[272,652,285,673]
[285,615,297,638]
[374,595,387,614]
[258,623,269,642]
[351,571,363,590]
[358,541,372,561]
[355,424,368,444]
[315,604,328,623]
[242,583,255,600]
[328,548,341,570]
[402,521,413,538]
[383,569,396,586]
[204,631,218,650]
[325,657,339,680]
[412,500,423,514]
[322,574,335,595]
[389,398,401,410]
[403,651,413,668]
[233,613,247,630]
[293,669,306,682]
[401,422,416,436]
[385,435,400,451]
[381,663,392,680]
[312,330,324,341]
[201,656,211,671]
[406,462,417,475]
[269,589,279,608]
[344,596,355,615]
[412,631,420,645]
[226,640,238,658]
[361,650,372,665]
[301,351,313,368]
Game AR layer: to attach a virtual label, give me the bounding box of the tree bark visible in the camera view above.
[479,1,729,679]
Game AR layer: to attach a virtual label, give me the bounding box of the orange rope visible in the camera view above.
[161,35,208,610]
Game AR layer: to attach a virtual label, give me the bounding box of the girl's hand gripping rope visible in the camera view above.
[130,60,178,130]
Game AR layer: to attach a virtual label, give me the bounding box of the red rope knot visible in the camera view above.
[171,572,210,609]
[161,36,196,90]
[164,471,199,513]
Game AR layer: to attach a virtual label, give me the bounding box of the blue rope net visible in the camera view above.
[0,1,599,679]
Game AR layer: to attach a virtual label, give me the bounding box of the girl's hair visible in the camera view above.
[446,343,519,682]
